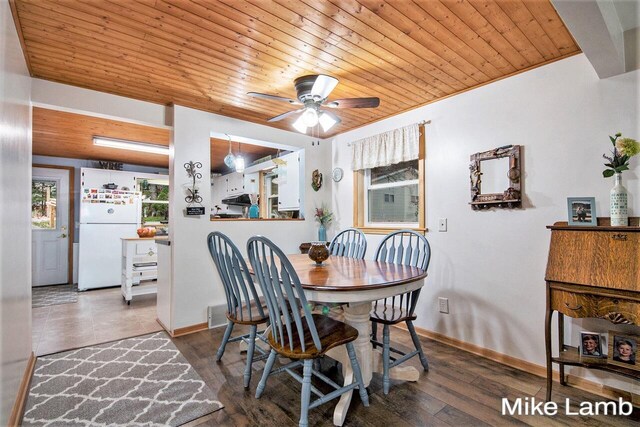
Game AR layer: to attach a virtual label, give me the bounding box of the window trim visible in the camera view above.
[353,124,426,235]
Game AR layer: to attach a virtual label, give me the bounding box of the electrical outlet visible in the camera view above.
[438,218,447,232]
[438,297,449,314]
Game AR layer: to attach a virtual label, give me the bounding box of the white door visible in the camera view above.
[32,167,70,286]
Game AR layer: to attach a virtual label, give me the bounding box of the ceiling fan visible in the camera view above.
[247,74,380,134]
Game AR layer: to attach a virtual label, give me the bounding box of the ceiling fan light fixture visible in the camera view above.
[93,136,169,156]
[318,112,338,132]
[301,108,319,127]
[292,115,308,134]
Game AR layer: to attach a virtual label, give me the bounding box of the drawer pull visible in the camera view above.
[564,302,583,310]
[612,234,627,241]
[148,250,155,256]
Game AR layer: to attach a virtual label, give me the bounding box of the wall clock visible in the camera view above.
[332,167,344,182]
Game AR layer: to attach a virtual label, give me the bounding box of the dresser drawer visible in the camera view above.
[594,296,640,325]
[550,289,594,318]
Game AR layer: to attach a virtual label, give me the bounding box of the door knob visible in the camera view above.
[60,233,67,238]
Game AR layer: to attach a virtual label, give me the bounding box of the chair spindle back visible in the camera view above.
[329,228,367,259]
[207,231,265,322]
[373,230,431,316]
[247,236,321,353]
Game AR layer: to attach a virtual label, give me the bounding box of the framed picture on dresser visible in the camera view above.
[580,332,604,359]
[567,197,597,226]
[608,332,640,371]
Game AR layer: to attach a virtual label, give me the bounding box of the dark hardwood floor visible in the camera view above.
[174,325,640,426]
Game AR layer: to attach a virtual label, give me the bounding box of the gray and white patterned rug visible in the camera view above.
[23,332,223,426]
[32,284,78,308]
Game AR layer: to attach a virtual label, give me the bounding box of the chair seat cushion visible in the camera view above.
[268,314,358,359]
[370,304,417,325]
[227,296,270,325]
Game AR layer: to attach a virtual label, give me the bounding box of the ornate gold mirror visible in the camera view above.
[469,145,522,210]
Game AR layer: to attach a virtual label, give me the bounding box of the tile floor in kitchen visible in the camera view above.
[32,286,162,356]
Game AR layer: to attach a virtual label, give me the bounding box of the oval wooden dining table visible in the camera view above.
[252,254,428,426]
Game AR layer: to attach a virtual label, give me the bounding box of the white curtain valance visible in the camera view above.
[350,123,420,171]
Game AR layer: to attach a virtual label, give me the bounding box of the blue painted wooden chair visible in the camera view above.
[328,228,367,259]
[247,236,369,427]
[207,231,269,389]
[371,230,431,394]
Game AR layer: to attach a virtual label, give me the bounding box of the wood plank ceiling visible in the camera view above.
[33,107,278,171]
[13,0,580,137]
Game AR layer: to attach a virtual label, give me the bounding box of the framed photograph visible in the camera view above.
[580,332,604,359]
[608,332,640,371]
[567,197,597,226]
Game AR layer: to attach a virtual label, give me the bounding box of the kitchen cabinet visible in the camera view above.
[277,151,300,211]
[225,172,245,197]
[81,168,136,191]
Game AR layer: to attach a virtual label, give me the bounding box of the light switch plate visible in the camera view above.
[438,297,449,314]
[438,218,447,232]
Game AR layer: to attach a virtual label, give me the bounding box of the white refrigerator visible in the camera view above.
[78,179,141,291]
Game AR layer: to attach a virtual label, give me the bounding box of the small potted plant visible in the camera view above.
[314,204,333,241]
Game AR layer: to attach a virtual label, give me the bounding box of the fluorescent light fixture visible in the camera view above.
[234,155,245,173]
[292,115,308,134]
[319,112,338,132]
[93,136,169,156]
[301,108,319,127]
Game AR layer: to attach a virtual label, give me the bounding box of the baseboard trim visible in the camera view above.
[407,325,637,402]
[173,322,209,337]
[8,352,36,426]
[156,317,172,337]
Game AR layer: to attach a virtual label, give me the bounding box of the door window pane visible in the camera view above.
[368,184,419,223]
[370,160,419,185]
[32,180,57,229]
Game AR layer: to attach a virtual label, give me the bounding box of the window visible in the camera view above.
[138,178,169,226]
[32,179,58,229]
[366,160,419,226]
[353,125,425,234]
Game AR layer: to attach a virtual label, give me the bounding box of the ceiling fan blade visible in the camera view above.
[310,75,339,99]
[325,97,380,109]
[267,108,305,122]
[247,92,301,105]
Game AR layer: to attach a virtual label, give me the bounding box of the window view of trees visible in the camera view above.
[32,180,57,229]
[141,181,169,224]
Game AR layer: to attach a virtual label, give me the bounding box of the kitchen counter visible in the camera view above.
[210,217,304,221]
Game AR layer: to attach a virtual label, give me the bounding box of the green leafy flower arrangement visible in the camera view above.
[602,133,640,177]
[314,205,333,226]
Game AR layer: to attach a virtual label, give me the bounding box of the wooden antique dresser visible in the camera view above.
[545,217,640,400]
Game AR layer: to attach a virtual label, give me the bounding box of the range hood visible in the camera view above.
[222,194,251,206]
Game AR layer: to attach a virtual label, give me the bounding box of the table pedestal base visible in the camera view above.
[325,302,421,426]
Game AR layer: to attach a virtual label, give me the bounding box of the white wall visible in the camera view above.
[31,79,169,128]
[0,0,32,423]
[169,105,331,330]
[332,54,639,390]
